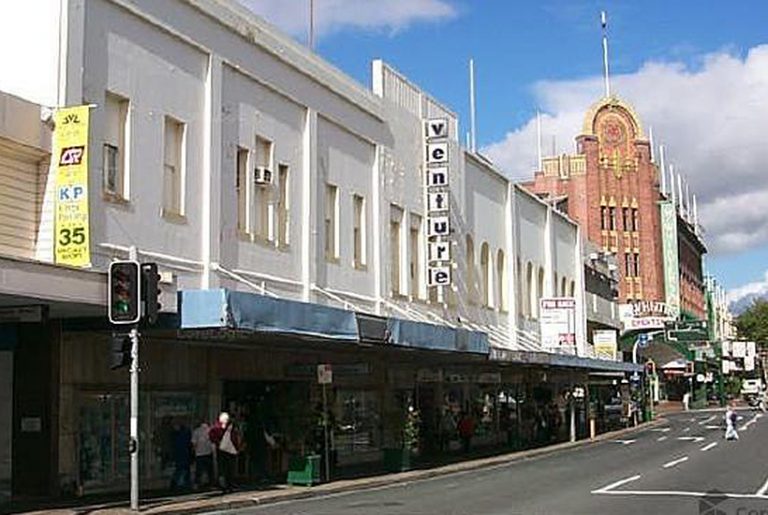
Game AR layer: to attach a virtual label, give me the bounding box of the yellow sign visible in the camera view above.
[54,105,91,267]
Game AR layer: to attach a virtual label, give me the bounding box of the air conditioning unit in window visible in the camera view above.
[254,166,273,185]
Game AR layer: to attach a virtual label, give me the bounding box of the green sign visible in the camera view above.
[660,201,680,318]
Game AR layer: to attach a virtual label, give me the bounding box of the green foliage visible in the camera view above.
[736,299,768,348]
[725,376,743,398]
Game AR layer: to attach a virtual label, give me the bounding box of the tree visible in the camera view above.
[735,299,768,348]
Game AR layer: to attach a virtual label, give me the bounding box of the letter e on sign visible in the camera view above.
[426,142,448,165]
[428,266,451,286]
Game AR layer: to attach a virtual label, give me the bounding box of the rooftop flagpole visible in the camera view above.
[469,58,477,152]
[601,11,611,98]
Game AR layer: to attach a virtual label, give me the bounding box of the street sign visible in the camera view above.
[637,333,649,348]
[665,320,709,342]
[317,364,333,385]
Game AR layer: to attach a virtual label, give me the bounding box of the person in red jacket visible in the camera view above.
[209,412,241,492]
[457,411,475,453]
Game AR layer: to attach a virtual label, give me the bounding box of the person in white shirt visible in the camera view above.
[191,420,213,488]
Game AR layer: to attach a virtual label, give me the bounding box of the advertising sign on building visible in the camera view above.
[54,105,91,267]
[424,118,452,288]
[659,201,681,318]
[317,364,333,385]
[593,329,618,361]
[540,298,577,349]
[619,301,675,331]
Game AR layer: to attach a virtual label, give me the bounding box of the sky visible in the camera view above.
[239,0,768,305]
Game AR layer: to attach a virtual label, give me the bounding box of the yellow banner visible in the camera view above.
[54,105,91,267]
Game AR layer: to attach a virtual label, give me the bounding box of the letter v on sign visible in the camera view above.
[426,118,449,139]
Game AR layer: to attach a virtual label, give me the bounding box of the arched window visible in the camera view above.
[561,276,567,297]
[554,273,559,298]
[517,257,523,316]
[525,262,534,318]
[497,250,507,311]
[569,280,576,298]
[536,267,545,318]
[466,234,476,304]
[480,243,491,307]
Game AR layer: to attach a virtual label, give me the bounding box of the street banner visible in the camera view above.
[659,201,680,318]
[732,341,746,359]
[593,329,618,361]
[54,105,91,267]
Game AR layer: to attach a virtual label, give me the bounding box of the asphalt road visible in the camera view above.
[213,410,768,515]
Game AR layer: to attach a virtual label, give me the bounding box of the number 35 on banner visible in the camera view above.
[54,105,92,268]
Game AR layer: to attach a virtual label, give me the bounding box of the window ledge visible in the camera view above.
[103,191,131,207]
[161,209,187,225]
[325,256,340,265]
[353,262,368,272]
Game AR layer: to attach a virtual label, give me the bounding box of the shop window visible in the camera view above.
[163,116,185,217]
[334,390,381,458]
[103,92,129,199]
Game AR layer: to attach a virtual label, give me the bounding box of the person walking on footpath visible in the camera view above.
[209,412,241,492]
[682,392,690,412]
[457,411,475,454]
[192,419,214,489]
[725,403,739,441]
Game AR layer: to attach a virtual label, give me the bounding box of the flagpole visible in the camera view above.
[309,0,315,50]
[601,11,611,98]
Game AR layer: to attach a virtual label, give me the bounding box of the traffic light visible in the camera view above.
[141,263,161,325]
[110,332,131,370]
[109,261,141,324]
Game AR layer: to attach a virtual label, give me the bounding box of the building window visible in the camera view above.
[600,206,608,230]
[569,280,575,297]
[409,213,422,298]
[625,252,633,277]
[163,116,185,216]
[480,242,491,308]
[497,250,507,312]
[466,235,476,304]
[236,148,250,233]
[254,137,273,241]
[390,205,404,295]
[325,184,339,261]
[633,253,641,277]
[525,261,534,318]
[631,208,639,232]
[277,164,290,246]
[561,276,567,297]
[353,194,366,268]
[622,207,630,232]
[609,207,616,231]
[536,267,545,319]
[103,92,128,199]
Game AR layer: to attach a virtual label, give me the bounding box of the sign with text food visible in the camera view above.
[539,297,576,349]
[54,105,91,267]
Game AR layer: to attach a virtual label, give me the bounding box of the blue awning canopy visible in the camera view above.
[178,289,489,354]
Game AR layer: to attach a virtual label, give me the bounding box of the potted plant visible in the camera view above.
[285,394,322,486]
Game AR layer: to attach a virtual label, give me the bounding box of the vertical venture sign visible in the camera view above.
[424,118,451,290]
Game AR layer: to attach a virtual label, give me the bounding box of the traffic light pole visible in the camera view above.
[129,326,139,510]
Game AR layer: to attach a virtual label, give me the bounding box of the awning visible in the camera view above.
[490,347,643,373]
[179,289,489,354]
[180,289,358,341]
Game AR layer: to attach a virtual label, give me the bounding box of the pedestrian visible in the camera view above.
[209,412,241,492]
[725,403,739,441]
[682,392,690,412]
[170,420,193,490]
[191,419,214,489]
[457,411,475,453]
[439,408,456,452]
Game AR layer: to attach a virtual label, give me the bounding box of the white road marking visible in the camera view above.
[699,415,717,425]
[612,439,637,445]
[756,475,768,496]
[742,415,762,430]
[591,475,642,494]
[678,436,705,443]
[682,427,691,432]
[705,425,721,430]
[651,427,670,433]
[662,456,689,469]
[593,490,768,500]
[700,442,717,452]
[689,417,696,422]
[657,436,668,442]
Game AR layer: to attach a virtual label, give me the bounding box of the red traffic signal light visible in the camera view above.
[109,261,140,324]
[645,360,656,376]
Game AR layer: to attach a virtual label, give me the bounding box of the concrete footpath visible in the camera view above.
[14,420,668,515]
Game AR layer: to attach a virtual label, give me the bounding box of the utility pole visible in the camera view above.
[128,246,140,511]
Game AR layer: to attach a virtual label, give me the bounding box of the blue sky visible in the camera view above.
[241,0,768,301]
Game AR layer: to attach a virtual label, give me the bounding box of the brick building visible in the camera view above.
[525,95,706,319]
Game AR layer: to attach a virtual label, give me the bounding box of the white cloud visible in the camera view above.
[483,45,768,255]
[236,0,457,38]
[727,270,768,306]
